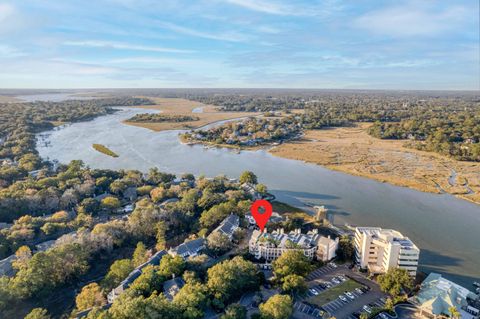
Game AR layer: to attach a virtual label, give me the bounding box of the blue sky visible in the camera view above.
[0,0,478,89]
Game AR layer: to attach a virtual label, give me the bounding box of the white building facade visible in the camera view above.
[249,228,338,262]
[354,227,420,276]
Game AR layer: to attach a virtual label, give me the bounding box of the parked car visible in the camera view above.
[332,278,340,284]
[379,313,389,319]
[339,295,348,302]
[309,288,319,296]
[355,288,364,294]
[345,292,355,299]
[362,305,372,314]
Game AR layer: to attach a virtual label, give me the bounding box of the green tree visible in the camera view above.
[239,171,257,184]
[259,294,293,319]
[207,232,232,256]
[155,221,168,250]
[281,274,307,294]
[173,281,208,319]
[76,283,106,310]
[158,254,185,278]
[207,256,258,309]
[336,235,354,261]
[221,303,247,319]
[272,250,312,282]
[377,268,413,296]
[449,306,460,319]
[24,308,50,319]
[132,242,148,267]
[255,183,267,195]
[102,259,134,291]
[101,196,121,212]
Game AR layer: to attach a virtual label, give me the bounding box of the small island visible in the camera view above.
[92,144,119,157]
[127,113,200,123]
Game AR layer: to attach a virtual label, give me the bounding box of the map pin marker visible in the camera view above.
[250,199,273,232]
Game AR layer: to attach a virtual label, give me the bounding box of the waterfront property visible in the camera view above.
[354,226,420,276]
[413,272,479,319]
[248,228,338,262]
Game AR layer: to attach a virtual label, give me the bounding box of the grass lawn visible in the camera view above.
[271,201,313,221]
[307,279,363,307]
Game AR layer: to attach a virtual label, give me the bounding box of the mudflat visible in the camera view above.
[269,123,480,204]
[123,97,258,131]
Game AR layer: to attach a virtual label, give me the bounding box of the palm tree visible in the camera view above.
[449,306,460,319]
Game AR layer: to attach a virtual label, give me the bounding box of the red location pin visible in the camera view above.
[250,199,273,232]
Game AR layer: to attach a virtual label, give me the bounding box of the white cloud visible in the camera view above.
[0,44,25,58]
[156,21,249,42]
[63,40,193,53]
[223,0,290,15]
[223,0,342,17]
[355,3,470,37]
[0,3,14,22]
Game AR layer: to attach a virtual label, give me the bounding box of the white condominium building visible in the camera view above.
[249,228,338,262]
[354,227,420,276]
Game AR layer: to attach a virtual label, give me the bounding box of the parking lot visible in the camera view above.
[293,263,388,319]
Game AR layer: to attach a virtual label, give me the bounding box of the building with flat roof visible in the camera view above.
[354,227,420,276]
[249,228,338,262]
[414,272,479,319]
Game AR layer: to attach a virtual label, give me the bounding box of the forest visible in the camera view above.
[127,113,200,123]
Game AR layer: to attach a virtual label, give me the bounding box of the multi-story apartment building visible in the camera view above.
[249,228,338,262]
[354,227,420,276]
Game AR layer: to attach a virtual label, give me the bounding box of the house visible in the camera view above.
[123,187,137,202]
[317,236,339,262]
[163,277,185,301]
[168,238,205,259]
[414,273,479,319]
[249,228,334,261]
[354,227,420,276]
[107,250,167,303]
[245,211,283,229]
[0,255,17,277]
[209,214,239,240]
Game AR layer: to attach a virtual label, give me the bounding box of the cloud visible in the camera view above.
[0,44,25,58]
[223,0,291,15]
[354,3,470,37]
[222,0,342,17]
[0,3,14,22]
[63,40,193,53]
[156,21,249,42]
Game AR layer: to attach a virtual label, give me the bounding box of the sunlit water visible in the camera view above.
[35,107,480,288]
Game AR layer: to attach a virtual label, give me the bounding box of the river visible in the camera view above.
[34,104,480,288]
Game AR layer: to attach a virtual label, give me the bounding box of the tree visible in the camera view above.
[377,268,413,296]
[359,313,368,319]
[173,281,207,319]
[78,198,100,215]
[101,196,121,212]
[384,297,394,311]
[76,283,106,310]
[281,274,307,294]
[12,245,32,270]
[221,303,247,319]
[336,235,354,261]
[207,256,258,309]
[239,171,257,185]
[102,259,134,291]
[449,306,460,319]
[132,242,148,267]
[272,250,312,282]
[207,232,232,256]
[259,294,293,319]
[158,254,185,278]
[255,183,267,195]
[24,308,50,319]
[155,221,168,250]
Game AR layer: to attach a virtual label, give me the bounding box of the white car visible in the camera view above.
[331,278,340,284]
[355,288,363,294]
[362,305,372,314]
[379,313,389,319]
[339,295,348,302]
[345,292,355,299]
[329,262,337,268]
[309,288,319,296]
